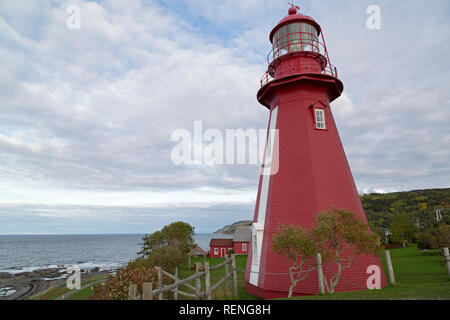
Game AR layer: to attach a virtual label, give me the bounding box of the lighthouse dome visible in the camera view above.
[269,6,322,56]
[270,6,322,42]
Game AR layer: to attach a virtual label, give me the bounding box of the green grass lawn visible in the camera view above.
[185,247,449,300]
[29,282,67,300]
[64,284,99,300]
[172,255,259,300]
[29,274,109,300]
[43,246,448,300]
[289,246,450,300]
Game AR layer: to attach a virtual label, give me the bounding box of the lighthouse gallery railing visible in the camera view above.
[260,30,338,87]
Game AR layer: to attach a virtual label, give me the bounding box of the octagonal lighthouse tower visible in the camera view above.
[245,6,387,298]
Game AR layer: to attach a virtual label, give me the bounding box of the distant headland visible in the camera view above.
[214,220,252,235]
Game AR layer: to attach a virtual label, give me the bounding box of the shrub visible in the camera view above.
[417,225,450,251]
[146,245,186,273]
[89,266,165,300]
[434,224,450,249]
[127,245,185,274]
[417,231,436,250]
[311,209,383,294]
[272,209,382,296]
[139,221,195,256]
[272,224,319,297]
[389,213,418,247]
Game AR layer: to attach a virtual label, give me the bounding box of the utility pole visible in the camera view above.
[436,208,443,222]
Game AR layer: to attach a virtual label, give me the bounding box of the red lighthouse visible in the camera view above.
[245,5,387,298]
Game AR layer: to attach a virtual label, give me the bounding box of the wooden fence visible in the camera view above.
[128,254,238,300]
[127,247,450,299]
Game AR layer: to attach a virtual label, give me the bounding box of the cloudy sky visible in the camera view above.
[0,0,449,234]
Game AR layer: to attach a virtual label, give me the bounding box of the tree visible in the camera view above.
[130,245,186,273]
[147,245,186,273]
[272,225,322,297]
[138,221,195,257]
[311,209,382,294]
[434,224,450,250]
[360,188,450,235]
[389,212,418,248]
[417,224,450,258]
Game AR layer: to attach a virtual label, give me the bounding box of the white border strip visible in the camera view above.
[249,106,278,286]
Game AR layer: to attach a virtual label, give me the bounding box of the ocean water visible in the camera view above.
[0,233,233,275]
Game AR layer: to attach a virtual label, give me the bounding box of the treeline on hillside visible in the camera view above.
[362,188,449,247]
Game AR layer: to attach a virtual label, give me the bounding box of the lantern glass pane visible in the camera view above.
[278,25,287,55]
[301,23,312,51]
[272,31,279,58]
[311,26,319,52]
[288,22,301,52]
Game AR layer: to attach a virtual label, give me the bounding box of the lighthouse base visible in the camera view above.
[245,282,310,299]
[245,281,387,299]
[245,254,388,299]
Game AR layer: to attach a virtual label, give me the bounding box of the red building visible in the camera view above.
[209,238,233,258]
[233,226,251,255]
[210,227,251,258]
[245,5,387,298]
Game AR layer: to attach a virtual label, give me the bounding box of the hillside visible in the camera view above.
[362,187,449,234]
[214,220,252,235]
[217,188,449,235]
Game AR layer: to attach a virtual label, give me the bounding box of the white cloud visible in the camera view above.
[0,0,449,233]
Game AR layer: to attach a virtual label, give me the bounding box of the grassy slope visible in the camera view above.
[65,285,98,300]
[173,255,259,300]
[41,246,449,300]
[290,246,449,300]
[29,274,109,300]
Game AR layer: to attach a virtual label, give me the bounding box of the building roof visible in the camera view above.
[209,238,233,247]
[188,245,208,256]
[233,226,251,242]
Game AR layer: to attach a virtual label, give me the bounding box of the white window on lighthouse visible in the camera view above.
[315,109,326,129]
[252,234,258,262]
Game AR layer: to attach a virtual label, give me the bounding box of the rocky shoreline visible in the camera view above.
[0,267,113,300]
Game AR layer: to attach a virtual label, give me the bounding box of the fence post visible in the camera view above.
[443,247,450,278]
[317,253,325,294]
[157,266,163,300]
[174,267,179,300]
[195,262,202,300]
[231,254,238,297]
[128,284,137,300]
[385,250,396,285]
[204,261,211,300]
[142,282,153,300]
[225,254,231,299]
